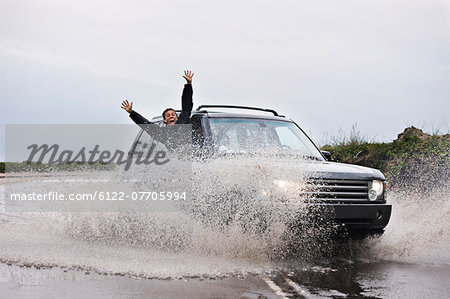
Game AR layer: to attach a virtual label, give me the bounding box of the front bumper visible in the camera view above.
[305,202,391,231]
[327,203,392,230]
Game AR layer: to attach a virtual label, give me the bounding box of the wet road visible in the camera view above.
[1,177,449,298]
[1,257,449,298]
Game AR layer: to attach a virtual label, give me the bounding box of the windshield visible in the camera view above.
[209,118,324,159]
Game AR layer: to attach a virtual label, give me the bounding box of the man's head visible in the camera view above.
[162,108,178,125]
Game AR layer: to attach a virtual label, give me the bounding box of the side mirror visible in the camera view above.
[321,151,332,161]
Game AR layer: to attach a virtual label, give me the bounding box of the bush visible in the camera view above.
[321,128,450,190]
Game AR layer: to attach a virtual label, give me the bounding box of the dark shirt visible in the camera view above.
[128,84,193,149]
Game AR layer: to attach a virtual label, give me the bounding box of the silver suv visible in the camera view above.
[131,105,391,237]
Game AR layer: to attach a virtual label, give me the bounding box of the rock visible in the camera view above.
[396,126,430,141]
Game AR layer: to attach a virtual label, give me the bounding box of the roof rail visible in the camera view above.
[196,105,279,116]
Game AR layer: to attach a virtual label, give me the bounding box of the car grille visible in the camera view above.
[301,179,369,202]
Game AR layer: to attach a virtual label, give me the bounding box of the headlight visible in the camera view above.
[273,180,287,189]
[368,180,384,201]
[271,179,305,202]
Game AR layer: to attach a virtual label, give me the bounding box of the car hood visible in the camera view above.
[205,156,385,181]
[302,161,385,181]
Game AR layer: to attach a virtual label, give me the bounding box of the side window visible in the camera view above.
[132,125,168,156]
[134,130,153,153]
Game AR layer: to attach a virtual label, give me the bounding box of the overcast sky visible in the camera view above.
[1,0,449,161]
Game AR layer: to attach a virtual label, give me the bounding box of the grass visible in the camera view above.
[1,161,116,173]
[320,126,450,190]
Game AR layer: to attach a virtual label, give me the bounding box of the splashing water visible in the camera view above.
[0,155,448,278]
[361,186,450,265]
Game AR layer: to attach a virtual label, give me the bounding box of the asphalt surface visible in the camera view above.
[1,256,449,298]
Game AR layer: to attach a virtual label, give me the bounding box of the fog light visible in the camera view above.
[376,210,383,220]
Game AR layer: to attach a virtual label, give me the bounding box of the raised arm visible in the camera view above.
[178,70,194,124]
[121,100,133,114]
[121,100,153,124]
[121,99,169,146]
[183,70,194,84]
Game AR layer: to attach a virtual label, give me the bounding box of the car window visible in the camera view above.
[275,126,305,151]
[133,127,168,155]
[209,118,323,159]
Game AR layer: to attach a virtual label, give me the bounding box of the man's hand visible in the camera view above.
[121,100,133,113]
[183,70,194,84]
